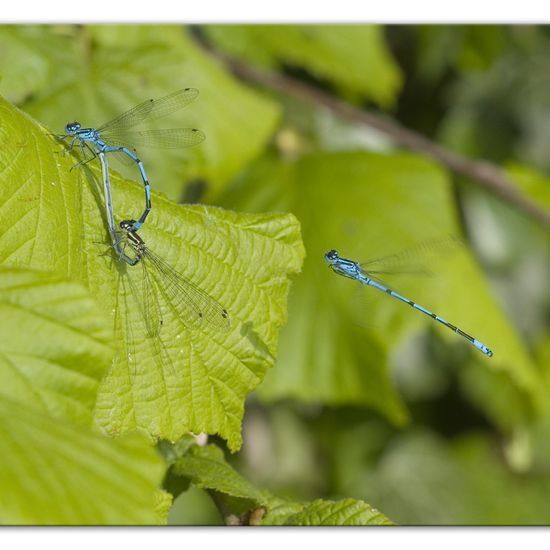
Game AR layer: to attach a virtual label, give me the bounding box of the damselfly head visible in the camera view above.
[65,121,81,134]
[120,219,137,231]
[324,250,340,265]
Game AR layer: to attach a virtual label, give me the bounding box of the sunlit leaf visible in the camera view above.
[0,267,113,425]
[0,395,165,525]
[0,95,304,451]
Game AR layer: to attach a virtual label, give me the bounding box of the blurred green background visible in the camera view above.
[3,24,550,525]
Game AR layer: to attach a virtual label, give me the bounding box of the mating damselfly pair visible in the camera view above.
[58,89,232,369]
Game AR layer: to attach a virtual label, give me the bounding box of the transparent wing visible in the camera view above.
[140,259,163,338]
[118,268,142,378]
[107,149,139,167]
[360,236,463,277]
[97,88,200,133]
[121,265,175,377]
[100,128,206,149]
[143,248,231,332]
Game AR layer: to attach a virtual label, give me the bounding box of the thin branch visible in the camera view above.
[206,489,265,526]
[199,40,550,231]
[206,489,233,524]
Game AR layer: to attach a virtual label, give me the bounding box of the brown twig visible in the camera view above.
[198,39,550,231]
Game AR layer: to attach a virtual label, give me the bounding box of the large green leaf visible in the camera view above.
[220,151,541,426]
[0,394,166,525]
[0,96,304,451]
[0,267,113,425]
[204,25,403,108]
[0,24,280,200]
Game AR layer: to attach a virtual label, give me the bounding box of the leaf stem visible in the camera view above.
[206,489,234,524]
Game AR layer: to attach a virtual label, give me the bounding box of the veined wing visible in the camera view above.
[144,248,230,332]
[141,259,163,338]
[97,88,200,133]
[120,262,174,377]
[100,128,206,149]
[360,236,462,277]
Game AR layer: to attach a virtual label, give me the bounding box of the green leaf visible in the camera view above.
[204,25,403,108]
[265,497,394,526]
[0,95,304,451]
[0,267,113,425]
[0,24,280,200]
[0,395,166,525]
[154,490,173,525]
[0,98,86,276]
[220,151,541,427]
[173,444,267,504]
[170,442,393,525]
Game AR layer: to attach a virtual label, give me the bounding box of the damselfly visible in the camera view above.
[324,249,493,357]
[58,88,205,230]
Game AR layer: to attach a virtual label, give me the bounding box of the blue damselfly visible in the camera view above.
[59,88,205,230]
[325,249,493,357]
